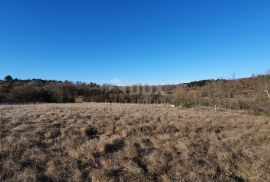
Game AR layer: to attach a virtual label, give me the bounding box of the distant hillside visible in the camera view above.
[0,74,269,114]
[171,74,270,114]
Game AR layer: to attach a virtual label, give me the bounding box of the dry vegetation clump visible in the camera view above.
[0,103,270,182]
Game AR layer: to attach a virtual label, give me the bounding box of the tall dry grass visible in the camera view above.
[0,103,269,181]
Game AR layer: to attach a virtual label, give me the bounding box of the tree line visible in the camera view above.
[0,76,170,104]
[1,74,269,115]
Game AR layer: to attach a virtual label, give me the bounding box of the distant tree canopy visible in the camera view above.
[1,74,270,115]
[0,76,169,104]
[4,75,13,82]
[187,80,212,87]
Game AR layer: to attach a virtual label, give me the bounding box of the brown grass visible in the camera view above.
[0,103,269,181]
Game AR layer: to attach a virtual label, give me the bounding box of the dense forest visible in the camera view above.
[1,74,269,114]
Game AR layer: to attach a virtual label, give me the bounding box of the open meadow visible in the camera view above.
[0,103,269,182]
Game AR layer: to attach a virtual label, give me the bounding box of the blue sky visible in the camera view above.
[0,0,269,84]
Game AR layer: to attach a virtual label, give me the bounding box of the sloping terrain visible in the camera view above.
[0,103,269,181]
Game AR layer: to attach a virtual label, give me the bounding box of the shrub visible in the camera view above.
[174,95,195,108]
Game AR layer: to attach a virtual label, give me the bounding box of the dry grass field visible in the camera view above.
[0,103,270,182]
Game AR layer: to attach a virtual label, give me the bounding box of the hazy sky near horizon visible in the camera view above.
[0,0,270,84]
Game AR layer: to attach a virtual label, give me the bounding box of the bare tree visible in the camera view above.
[265,84,270,99]
[263,70,270,99]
